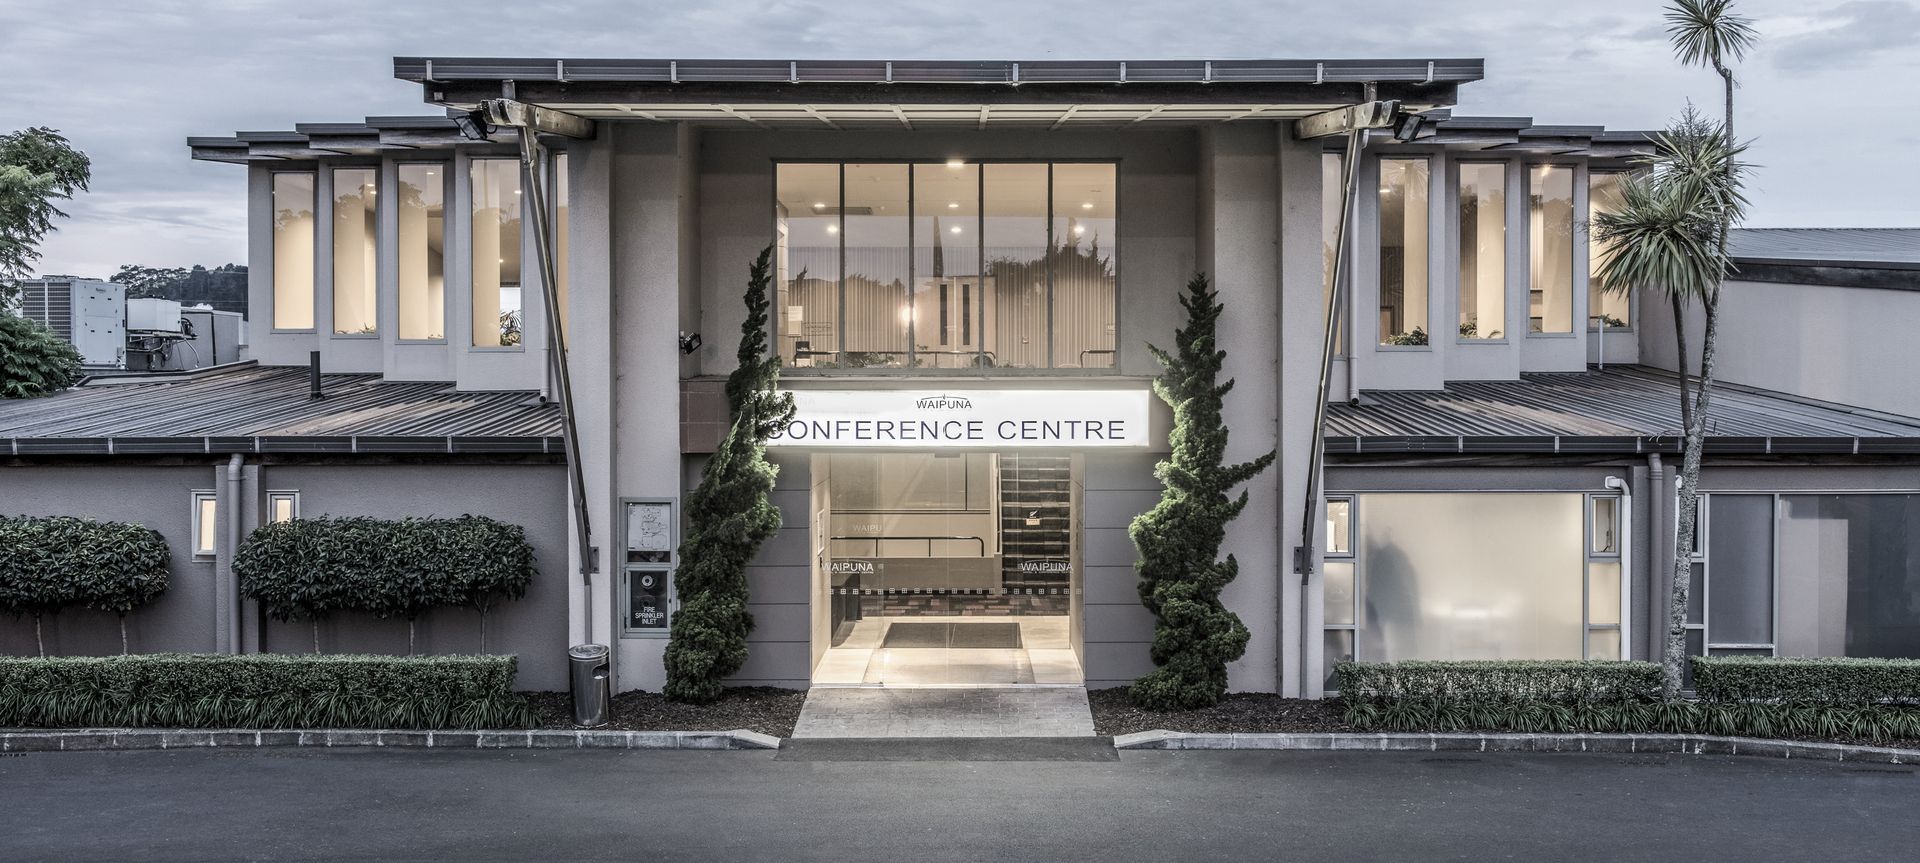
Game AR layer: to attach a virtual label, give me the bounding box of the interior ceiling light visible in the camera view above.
[945,158,965,168]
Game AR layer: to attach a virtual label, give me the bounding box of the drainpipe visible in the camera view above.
[1646,453,1666,663]
[1605,474,1632,659]
[217,453,244,654]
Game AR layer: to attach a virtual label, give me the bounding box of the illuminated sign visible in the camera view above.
[767,389,1150,448]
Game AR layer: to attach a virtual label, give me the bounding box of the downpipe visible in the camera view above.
[222,452,244,654]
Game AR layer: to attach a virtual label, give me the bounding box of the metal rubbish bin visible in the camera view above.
[568,643,611,728]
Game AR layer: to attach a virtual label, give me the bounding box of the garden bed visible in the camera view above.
[525,686,807,738]
[1088,688,1350,737]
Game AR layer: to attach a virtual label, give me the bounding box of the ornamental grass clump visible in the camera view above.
[1127,273,1275,710]
[664,246,795,704]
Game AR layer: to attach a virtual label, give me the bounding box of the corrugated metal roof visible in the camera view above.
[0,364,562,456]
[1326,366,1920,455]
[1730,228,1920,270]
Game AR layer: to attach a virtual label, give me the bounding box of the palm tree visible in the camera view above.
[1590,0,1755,698]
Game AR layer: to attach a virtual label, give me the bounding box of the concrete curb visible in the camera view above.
[0,728,781,752]
[1110,730,1920,763]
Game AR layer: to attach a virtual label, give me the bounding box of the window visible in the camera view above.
[396,163,446,341]
[271,173,316,330]
[1321,153,1347,355]
[1456,163,1506,340]
[268,491,299,524]
[469,159,522,347]
[553,152,570,345]
[774,161,1117,370]
[1588,171,1631,329]
[1323,496,1356,689]
[1587,494,1625,660]
[191,491,218,556]
[331,167,378,335]
[1527,165,1575,334]
[1377,158,1429,346]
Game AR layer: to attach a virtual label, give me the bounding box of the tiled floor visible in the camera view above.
[790,686,1097,738]
[811,616,1084,685]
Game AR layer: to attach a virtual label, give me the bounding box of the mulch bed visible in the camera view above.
[524,687,808,738]
[1087,688,1353,737]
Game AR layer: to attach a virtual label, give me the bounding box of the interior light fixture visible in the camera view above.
[1081,202,1094,210]
[949,225,962,234]
[813,202,828,210]
[1072,225,1086,236]
[947,201,960,209]
[945,158,965,168]
[826,224,839,234]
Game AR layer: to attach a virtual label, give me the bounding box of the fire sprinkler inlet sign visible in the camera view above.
[767,389,1150,448]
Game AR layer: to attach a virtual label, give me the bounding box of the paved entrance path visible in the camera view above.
[791,686,1096,738]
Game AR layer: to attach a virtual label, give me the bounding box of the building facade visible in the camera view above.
[6,57,1919,698]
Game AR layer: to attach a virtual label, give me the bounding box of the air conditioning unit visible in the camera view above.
[18,277,126,369]
[127,298,184,333]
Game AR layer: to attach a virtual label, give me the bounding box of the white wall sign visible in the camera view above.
[768,389,1150,448]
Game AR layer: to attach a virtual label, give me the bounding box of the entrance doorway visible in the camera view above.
[808,451,1085,685]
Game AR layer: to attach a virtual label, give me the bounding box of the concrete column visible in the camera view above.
[1277,127,1326,698]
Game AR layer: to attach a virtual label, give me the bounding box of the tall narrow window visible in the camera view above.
[470,159,522,347]
[331,168,378,335]
[271,173,316,330]
[1377,159,1429,345]
[842,163,909,368]
[191,491,218,556]
[1052,164,1117,368]
[1528,165,1575,334]
[1588,171,1630,329]
[554,152,570,345]
[396,163,446,341]
[986,163,1050,368]
[268,491,300,524]
[775,164,839,367]
[1456,163,1506,340]
[1322,153,1347,355]
[914,161,980,369]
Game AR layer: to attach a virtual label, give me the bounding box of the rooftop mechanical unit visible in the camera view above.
[17,277,126,369]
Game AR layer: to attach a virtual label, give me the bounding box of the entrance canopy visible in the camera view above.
[394,56,1479,127]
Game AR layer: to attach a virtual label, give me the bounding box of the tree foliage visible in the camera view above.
[0,515,170,656]
[1128,273,1275,710]
[0,128,90,303]
[664,246,796,703]
[0,309,83,399]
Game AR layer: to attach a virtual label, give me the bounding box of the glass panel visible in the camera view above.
[1588,560,1621,626]
[1587,627,1622,661]
[330,168,378,335]
[1707,494,1775,645]
[1324,629,1355,689]
[1684,627,1705,687]
[1456,163,1506,340]
[1377,158,1429,345]
[1322,153,1346,354]
[1687,562,1705,624]
[1587,171,1630,328]
[195,495,217,554]
[469,159,522,347]
[1326,498,1352,556]
[842,163,909,368]
[271,173,315,330]
[1324,561,1355,626]
[1591,496,1619,554]
[1527,165,1574,334]
[912,162,981,369]
[396,164,445,340]
[1356,493,1584,660]
[554,153,570,345]
[269,495,295,524]
[775,164,840,367]
[1052,164,1117,369]
[985,163,1050,368]
[1778,494,1920,658]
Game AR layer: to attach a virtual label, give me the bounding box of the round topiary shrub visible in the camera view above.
[0,515,170,655]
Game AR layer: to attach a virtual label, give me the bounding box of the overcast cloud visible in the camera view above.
[3,0,1914,276]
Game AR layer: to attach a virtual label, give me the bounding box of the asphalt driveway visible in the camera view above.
[3,744,1917,862]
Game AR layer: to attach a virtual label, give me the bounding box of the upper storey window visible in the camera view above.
[774,161,1117,371]
[331,167,378,335]
[470,158,523,348]
[1377,158,1430,346]
[1588,171,1631,329]
[1456,163,1507,341]
[1528,165,1575,334]
[271,173,316,331]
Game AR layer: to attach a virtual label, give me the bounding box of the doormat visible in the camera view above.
[881,622,1024,649]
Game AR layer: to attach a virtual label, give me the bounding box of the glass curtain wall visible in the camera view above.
[469,159,522,347]
[396,164,445,341]
[331,168,378,335]
[775,162,1116,369]
[271,173,316,330]
[1588,171,1631,329]
[1456,163,1506,340]
[1377,159,1429,345]
[1322,154,1347,355]
[1528,165,1575,334]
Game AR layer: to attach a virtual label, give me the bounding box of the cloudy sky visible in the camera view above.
[4,0,1915,277]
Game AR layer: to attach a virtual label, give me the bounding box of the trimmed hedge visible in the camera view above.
[1337,660,1664,704]
[0,654,534,729]
[0,515,171,654]
[1694,656,1920,705]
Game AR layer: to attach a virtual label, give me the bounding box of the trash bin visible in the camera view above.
[568,643,611,728]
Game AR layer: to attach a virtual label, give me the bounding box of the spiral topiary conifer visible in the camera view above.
[664,246,796,703]
[1128,273,1275,710]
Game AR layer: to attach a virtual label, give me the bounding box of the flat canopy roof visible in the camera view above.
[1326,365,1920,456]
[1730,228,1920,271]
[395,56,1479,126]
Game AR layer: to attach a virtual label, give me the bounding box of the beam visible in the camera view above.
[1293,100,1399,139]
